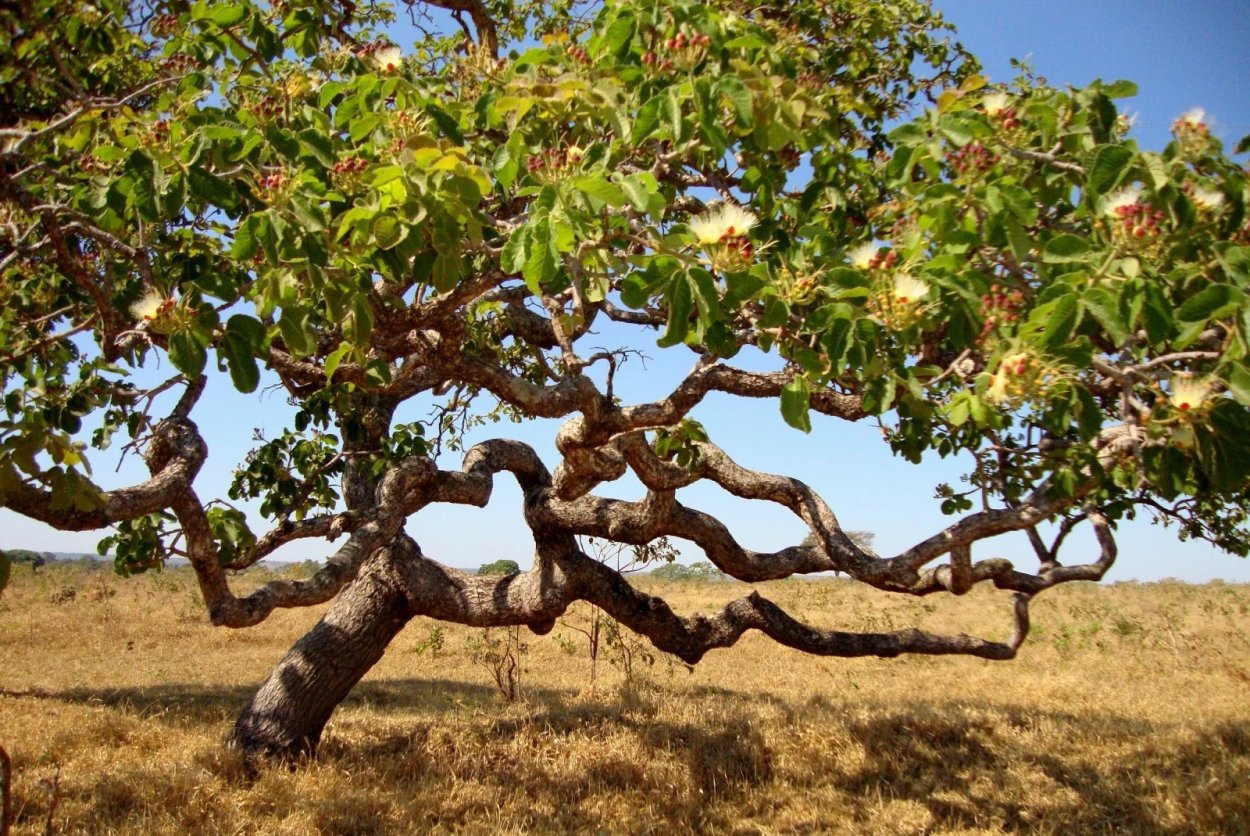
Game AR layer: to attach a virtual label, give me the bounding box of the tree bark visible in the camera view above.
[229,551,413,761]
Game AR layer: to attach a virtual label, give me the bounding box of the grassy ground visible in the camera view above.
[2,563,1249,834]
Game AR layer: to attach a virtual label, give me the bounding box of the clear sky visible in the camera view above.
[4,1,1249,582]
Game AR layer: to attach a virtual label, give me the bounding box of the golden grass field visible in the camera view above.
[2,562,1249,834]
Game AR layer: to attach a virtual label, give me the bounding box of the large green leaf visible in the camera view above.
[1086,144,1133,196]
[1177,284,1239,323]
[780,376,812,433]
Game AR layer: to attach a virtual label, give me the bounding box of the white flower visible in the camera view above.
[1190,186,1225,212]
[371,45,403,73]
[1103,184,1142,217]
[689,203,757,245]
[130,289,168,321]
[848,242,879,270]
[891,273,929,305]
[981,92,1012,116]
[1169,374,1211,413]
[1177,107,1206,128]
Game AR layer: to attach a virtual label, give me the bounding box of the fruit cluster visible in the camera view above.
[161,54,199,75]
[867,248,898,271]
[642,30,711,70]
[248,93,284,123]
[976,283,1025,345]
[139,119,170,149]
[255,171,288,201]
[526,146,582,182]
[946,142,998,176]
[987,351,1042,404]
[1112,201,1165,241]
[778,145,801,170]
[78,152,108,174]
[722,236,755,260]
[989,106,1021,132]
[151,13,179,37]
[332,156,369,191]
[1172,111,1212,158]
[564,43,591,64]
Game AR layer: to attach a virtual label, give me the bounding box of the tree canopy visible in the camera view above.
[2,0,1249,758]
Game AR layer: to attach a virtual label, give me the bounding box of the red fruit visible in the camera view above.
[642,51,655,65]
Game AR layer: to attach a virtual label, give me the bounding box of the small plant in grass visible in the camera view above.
[604,616,656,690]
[410,623,446,658]
[467,626,525,702]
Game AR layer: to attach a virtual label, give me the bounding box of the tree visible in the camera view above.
[477,558,520,575]
[2,0,1249,762]
[651,561,725,582]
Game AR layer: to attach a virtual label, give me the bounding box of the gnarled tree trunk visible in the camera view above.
[230,551,414,761]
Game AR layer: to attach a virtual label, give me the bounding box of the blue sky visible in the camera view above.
[4,1,1249,582]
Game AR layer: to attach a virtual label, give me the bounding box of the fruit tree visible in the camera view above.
[2,0,1249,760]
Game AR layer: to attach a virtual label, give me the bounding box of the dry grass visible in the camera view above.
[2,563,1249,834]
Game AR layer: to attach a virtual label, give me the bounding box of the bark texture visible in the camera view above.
[229,551,415,760]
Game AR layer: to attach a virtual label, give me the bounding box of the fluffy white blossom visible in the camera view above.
[689,203,757,245]
[1177,107,1206,128]
[848,242,879,270]
[1190,186,1225,212]
[891,273,929,305]
[371,45,403,73]
[1169,374,1211,413]
[130,289,168,321]
[981,92,1012,116]
[1102,184,1143,216]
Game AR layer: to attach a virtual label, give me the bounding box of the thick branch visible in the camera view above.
[0,380,207,530]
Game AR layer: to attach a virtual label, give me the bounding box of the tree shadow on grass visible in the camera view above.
[833,701,1250,834]
[0,677,563,727]
[4,682,1248,833]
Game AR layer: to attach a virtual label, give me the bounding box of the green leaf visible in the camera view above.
[657,275,692,348]
[986,183,1038,226]
[1100,79,1138,99]
[188,166,236,209]
[1177,284,1238,323]
[522,218,557,293]
[208,3,247,27]
[632,95,661,144]
[372,215,403,250]
[278,308,316,356]
[1086,145,1133,197]
[1082,287,1129,344]
[226,313,267,353]
[717,77,753,127]
[324,343,352,381]
[1030,293,1079,348]
[618,172,658,213]
[501,227,529,274]
[222,331,260,393]
[780,376,812,433]
[663,86,684,139]
[1227,365,1250,407]
[1042,234,1091,264]
[349,113,381,143]
[603,11,635,57]
[571,175,626,207]
[687,268,720,324]
[168,330,207,377]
